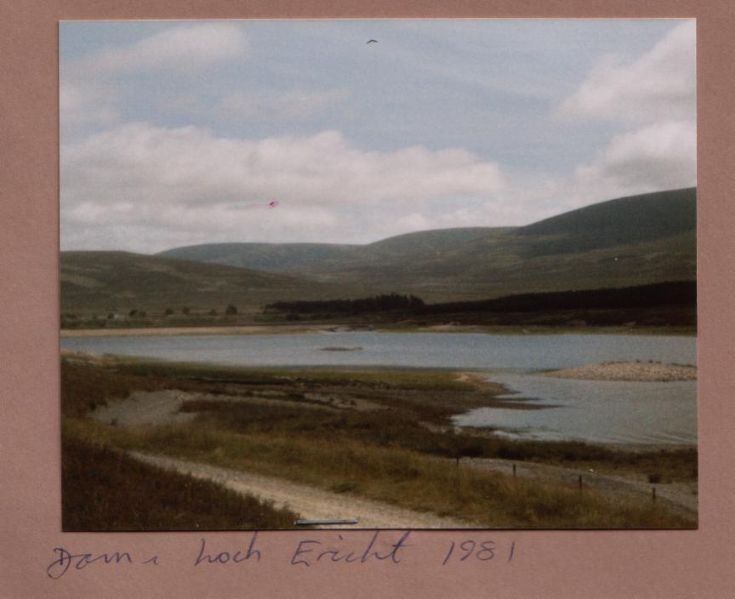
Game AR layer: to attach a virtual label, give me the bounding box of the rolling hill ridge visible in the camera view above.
[60,251,348,315]
[62,188,696,315]
[157,188,696,302]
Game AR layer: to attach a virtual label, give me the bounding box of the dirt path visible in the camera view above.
[463,457,697,518]
[129,451,475,529]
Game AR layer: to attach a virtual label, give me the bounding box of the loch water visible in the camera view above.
[61,331,696,445]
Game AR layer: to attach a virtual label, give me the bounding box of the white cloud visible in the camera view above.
[574,119,696,193]
[78,23,247,74]
[60,81,120,135]
[62,123,505,207]
[550,21,696,209]
[495,120,697,217]
[61,122,507,251]
[59,21,697,252]
[217,88,350,120]
[60,23,249,139]
[557,20,695,123]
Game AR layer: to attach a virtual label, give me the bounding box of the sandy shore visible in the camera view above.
[61,323,696,338]
[545,361,696,382]
[60,324,338,337]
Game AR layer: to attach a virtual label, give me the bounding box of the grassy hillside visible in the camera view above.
[159,242,360,273]
[60,251,346,316]
[157,229,506,274]
[153,188,696,302]
[519,188,696,256]
[63,188,696,314]
[362,226,508,257]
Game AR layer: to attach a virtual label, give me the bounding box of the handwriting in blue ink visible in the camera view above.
[194,533,261,565]
[290,531,412,567]
[46,547,159,580]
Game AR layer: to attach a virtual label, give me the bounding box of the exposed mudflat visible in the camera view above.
[90,390,197,427]
[89,383,396,431]
[544,361,696,382]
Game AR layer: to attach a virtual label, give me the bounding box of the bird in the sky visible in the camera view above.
[366,39,378,44]
[268,200,279,208]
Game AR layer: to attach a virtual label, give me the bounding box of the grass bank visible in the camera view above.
[66,418,691,529]
[61,355,696,528]
[62,434,300,531]
[62,357,697,482]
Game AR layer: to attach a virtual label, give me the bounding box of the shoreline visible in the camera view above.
[60,323,697,338]
[60,353,697,451]
[544,361,697,382]
[60,324,335,337]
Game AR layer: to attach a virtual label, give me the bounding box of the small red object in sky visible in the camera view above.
[269,200,279,208]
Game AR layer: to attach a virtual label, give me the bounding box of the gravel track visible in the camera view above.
[129,451,475,529]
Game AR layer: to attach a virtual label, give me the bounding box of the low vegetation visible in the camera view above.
[62,434,300,531]
[69,418,690,529]
[61,356,697,529]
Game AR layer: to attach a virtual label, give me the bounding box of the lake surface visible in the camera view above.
[453,372,696,445]
[61,331,697,446]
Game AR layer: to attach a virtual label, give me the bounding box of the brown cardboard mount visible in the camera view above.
[1,2,733,598]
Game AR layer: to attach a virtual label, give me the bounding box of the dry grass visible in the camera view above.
[66,418,693,529]
[61,356,698,477]
[179,397,697,482]
[61,356,697,529]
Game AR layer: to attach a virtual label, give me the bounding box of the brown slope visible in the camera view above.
[60,251,351,315]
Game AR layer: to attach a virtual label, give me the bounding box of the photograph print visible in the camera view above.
[60,19,697,531]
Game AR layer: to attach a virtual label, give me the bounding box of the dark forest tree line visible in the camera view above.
[263,281,695,317]
[264,293,425,315]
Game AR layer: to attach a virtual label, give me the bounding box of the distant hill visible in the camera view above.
[362,227,508,257]
[64,188,696,313]
[159,242,361,273]
[519,188,696,256]
[156,188,697,301]
[157,228,508,273]
[60,251,347,315]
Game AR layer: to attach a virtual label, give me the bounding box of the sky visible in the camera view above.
[60,19,696,253]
